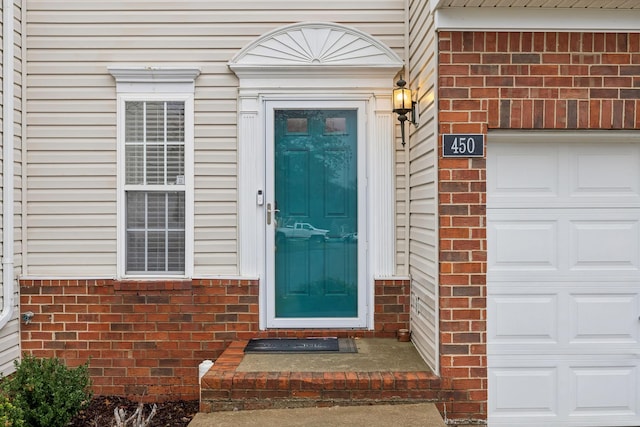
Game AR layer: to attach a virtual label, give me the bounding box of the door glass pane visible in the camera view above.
[324,117,346,134]
[286,118,308,134]
[274,109,358,318]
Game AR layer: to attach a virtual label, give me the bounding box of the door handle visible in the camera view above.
[266,203,280,225]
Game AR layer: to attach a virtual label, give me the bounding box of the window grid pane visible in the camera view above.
[145,101,165,143]
[167,145,185,184]
[167,101,185,142]
[145,144,165,185]
[125,145,144,185]
[125,101,144,142]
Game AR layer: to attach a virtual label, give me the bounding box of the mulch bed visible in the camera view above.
[68,396,199,427]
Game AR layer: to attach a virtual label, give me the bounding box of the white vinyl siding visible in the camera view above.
[24,1,405,277]
[407,0,439,373]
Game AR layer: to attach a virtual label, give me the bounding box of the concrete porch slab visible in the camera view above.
[237,338,431,372]
[199,338,442,413]
[189,402,446,427]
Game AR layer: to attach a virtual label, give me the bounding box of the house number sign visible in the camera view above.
[442,134,484,157]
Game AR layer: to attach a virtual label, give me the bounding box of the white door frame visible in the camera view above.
[264,99,368,328]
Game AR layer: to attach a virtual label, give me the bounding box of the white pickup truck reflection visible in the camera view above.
[276,222,329,242]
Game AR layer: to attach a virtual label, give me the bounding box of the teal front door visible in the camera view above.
[273,109,358,319]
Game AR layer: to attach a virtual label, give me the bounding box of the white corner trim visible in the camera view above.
[0,0,15,331]
[108,66,201,93]
[434,7,640,32]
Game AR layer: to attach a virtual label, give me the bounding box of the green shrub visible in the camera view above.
[1,355,92,427]
[0,393,24,427]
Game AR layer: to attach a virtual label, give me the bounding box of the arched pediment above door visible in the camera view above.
[228,22,403,78]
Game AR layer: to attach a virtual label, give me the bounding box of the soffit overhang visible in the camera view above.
[429,0,640,31]
[431,0,638,8]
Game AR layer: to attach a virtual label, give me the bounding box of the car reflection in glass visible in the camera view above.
[276,222,330,243]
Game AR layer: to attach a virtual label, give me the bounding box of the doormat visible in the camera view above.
[244,337,357,353]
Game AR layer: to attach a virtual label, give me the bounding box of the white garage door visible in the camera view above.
[487,132,640,427]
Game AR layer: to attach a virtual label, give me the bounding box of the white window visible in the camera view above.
[124,100,186,274]
[109,67,199,278]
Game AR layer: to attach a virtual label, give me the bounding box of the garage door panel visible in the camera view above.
[569,293,640,345]
[489,294,558,345]
[489,365,558,418]
[490,356,640,426]
[489,218,558,272]
[490,210,640,279]
[570,144,640,200]
[570,365,638,417]
[570,220,640,271]
[488,143,560,199]
[489,140,640,208]
[489,286,640,354]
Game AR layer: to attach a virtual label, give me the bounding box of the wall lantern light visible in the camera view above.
[392,78,418,147]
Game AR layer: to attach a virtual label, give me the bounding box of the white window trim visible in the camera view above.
[109,67,201,94]
[110,67,199,279]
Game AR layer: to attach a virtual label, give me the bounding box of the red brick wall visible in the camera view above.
[20,278,409,402]
[437,31,640,422]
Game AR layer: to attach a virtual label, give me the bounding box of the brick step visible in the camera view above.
[199,341,442,412]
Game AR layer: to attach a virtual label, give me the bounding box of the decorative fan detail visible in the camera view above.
[230,22,402,67]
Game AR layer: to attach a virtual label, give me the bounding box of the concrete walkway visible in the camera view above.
[188,403,446,427]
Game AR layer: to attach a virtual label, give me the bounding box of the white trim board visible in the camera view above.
[434,7,640,32]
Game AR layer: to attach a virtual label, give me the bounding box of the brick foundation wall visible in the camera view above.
[20,278,409,402]
[437,31,640,422]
